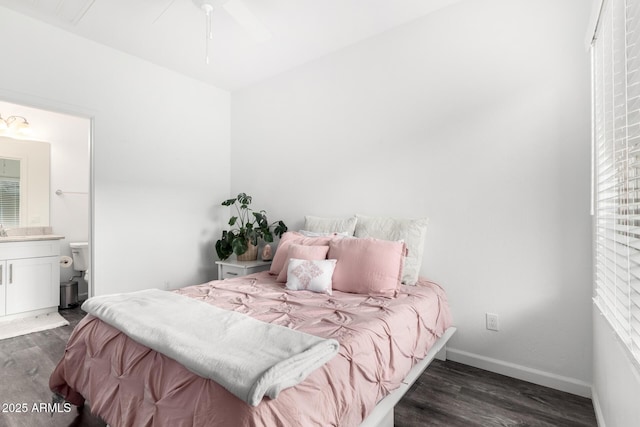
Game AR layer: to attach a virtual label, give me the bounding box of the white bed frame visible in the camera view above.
[360,326,457,427]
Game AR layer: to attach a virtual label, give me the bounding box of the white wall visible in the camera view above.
[232,0,593,395]
[0,100,90,297]
[0,6,231,296]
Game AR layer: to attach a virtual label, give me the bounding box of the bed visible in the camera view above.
[50,224,454,427]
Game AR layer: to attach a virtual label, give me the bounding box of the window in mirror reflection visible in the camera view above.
[0,158,20,227]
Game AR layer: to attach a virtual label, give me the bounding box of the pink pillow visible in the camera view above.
[328,237,406,297]
[269,232,337,275]
[276,244,330,282]
[270,232,303,274]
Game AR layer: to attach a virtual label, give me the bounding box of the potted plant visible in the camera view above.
[215,192,288,261]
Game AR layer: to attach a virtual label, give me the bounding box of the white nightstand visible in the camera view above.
[215,259,272,280]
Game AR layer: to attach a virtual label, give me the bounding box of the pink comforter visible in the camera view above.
[50,272,452,427]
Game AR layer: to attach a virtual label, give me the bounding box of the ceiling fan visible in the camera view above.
[192,0,272,63]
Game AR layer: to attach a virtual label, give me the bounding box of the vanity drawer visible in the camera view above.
[0,240,60,260]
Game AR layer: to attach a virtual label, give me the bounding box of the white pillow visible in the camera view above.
[285,258,337,295]
[354,214,429,285]
[303,215,357,235]
[298,230,351,237]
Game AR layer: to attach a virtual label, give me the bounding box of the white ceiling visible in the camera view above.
[0,0,462,91]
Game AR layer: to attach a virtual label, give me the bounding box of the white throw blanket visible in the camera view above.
[81,289,339,406]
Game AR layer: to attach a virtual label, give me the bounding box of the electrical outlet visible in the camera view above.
[486,313,499,331]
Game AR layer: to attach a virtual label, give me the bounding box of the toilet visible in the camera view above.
[70,242,90,284]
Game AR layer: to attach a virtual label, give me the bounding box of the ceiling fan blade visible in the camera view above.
[153,0,178,24]
[222,0,272,43]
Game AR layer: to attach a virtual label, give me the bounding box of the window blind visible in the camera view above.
[0,178,19,228]
[593,0,640,364]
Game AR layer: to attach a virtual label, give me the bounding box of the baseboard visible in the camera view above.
[591,387,606,427]
[446,348,592,399]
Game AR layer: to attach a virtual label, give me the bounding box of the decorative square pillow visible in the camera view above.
[354,214,428,285]
[303,215,357,235]
[286,259,337,295]
[269,232,336,275]
[328,237,406,297]
[276,244,330,282]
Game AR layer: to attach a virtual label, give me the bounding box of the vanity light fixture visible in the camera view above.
[0,114,30,133]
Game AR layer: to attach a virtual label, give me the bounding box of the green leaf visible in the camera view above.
[232,238,248,256]
[215,237,233,260]
[274,221,288,237]
[228,216,237,226]
[237,193,252,206]
[221,198,237,206]
[253,212,268,228]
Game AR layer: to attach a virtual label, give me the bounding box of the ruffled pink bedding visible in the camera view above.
[50,272,452,427]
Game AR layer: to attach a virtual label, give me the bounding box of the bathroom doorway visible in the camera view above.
[0,99,92,300]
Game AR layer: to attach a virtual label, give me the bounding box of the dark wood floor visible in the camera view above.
[0,307,104,427]
[0,307,597,427]
[396,360,597,427]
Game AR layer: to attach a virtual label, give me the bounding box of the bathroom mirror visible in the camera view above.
[0,158,21,227]
[0,137,50,227]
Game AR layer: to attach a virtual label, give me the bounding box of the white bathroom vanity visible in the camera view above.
[0,235,64,321]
